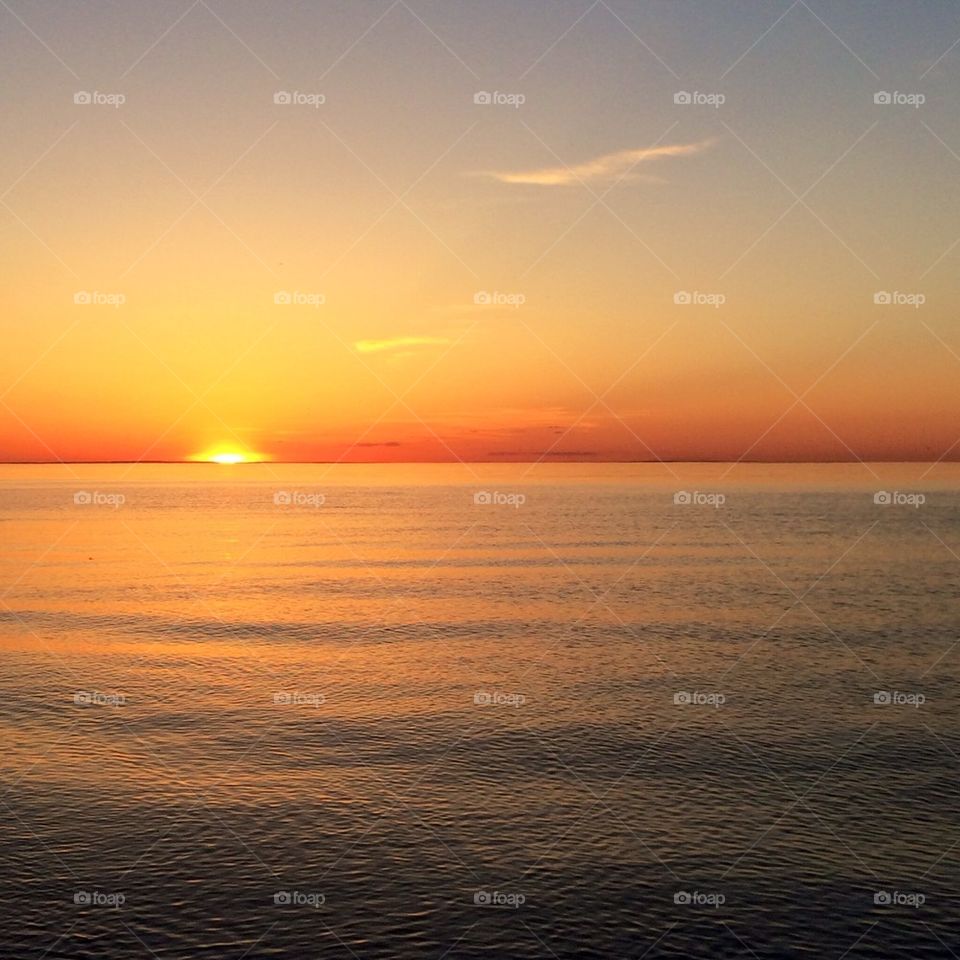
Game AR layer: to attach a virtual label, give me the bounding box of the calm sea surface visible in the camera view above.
[1,463,959,958]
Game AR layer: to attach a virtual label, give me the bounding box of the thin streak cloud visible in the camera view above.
[477,140,715,186]
[354,336,452,354]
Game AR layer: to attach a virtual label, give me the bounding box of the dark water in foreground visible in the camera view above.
[1,463,958,958]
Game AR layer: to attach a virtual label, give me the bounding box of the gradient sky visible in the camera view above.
[2,0,960,462]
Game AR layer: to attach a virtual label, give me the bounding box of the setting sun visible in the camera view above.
[189,449,264,464]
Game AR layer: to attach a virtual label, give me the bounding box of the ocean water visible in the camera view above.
[1,462,959,959]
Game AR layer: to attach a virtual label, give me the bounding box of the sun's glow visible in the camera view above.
[189,448,265,464]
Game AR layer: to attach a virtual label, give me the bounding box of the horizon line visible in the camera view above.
[0,459,955,466]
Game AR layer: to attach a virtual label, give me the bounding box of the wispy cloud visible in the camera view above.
[477,140,714,186]
[354,336,451,354]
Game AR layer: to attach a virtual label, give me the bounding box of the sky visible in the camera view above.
[2,0,960,463]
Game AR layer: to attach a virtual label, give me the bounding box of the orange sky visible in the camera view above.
[2,1,960,463]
